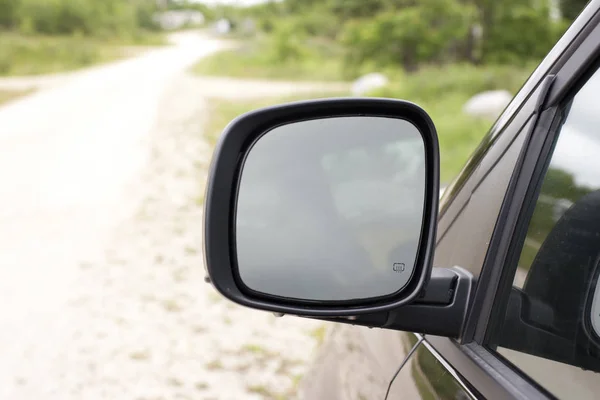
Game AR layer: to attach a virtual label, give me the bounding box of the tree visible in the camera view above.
[479,2,568,65]
[342,0,475,72]
[560,0,590,20]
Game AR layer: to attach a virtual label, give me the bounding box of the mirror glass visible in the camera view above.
[235,116,426,301]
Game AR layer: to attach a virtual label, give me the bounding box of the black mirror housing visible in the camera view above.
[203,97,440,317]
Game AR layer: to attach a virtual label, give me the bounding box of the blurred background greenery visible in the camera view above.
[193,0,587,182]
[194,0,581,78]
[0,0,168,75]
[0,0,591,181]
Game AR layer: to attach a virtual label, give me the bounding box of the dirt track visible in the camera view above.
[0,31,341,400]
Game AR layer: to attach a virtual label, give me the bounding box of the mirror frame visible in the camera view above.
[203,97,440,316]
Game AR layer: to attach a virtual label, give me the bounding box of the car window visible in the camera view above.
[486,66,600,399]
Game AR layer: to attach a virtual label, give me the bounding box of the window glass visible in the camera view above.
[488,67,600,399]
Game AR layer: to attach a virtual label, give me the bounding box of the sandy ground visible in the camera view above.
[0,31,340,400]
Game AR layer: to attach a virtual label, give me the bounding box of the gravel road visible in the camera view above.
[0,31,327,400]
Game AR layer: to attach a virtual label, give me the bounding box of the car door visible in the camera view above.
[388,1,600,398]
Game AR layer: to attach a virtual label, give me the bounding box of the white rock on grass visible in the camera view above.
[214,18,232,35]
[463,90,512,120]
[351,73,389,96]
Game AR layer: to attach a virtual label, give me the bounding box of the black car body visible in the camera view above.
[204,1,600,398]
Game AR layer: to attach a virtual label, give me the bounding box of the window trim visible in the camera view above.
[421,339,481,399]
[477,57,600,395]
[423,3,600,399]
[477,56,600,343]
[471,103,562,344]
[466,3,600,346]
[482,104,565,344]
[425,336,554,399]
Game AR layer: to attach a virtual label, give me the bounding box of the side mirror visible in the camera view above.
[203,98,473,336]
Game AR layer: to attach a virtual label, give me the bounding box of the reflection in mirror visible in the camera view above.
[235,116,426,301]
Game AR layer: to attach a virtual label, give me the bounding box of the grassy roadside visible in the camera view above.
[204,91,348,145]
[192,40,347,82]
[0,89,33,106]
[369,63,535,182]
[195,46,536,182]
[0,32,167,76]
[204,91,488,183]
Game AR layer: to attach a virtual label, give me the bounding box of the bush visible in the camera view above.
[341,0,475,72]
[0,0,19,29]
[267,22,309,63]
[192,40,346,81]
[1,0,160,38]
[369,63,536,181]
[560,0,589,21]
[390,63,536,99]
[0,34,123,76]
[482,5,569,65]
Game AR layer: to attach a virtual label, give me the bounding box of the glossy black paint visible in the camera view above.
[204,0,600,398]
[301,0,600,398]
[314,266,475,338]
[203,98,440,316]
[463,75,557,343]
[422,1,600,399]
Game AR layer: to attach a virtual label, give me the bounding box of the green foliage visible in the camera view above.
[369,63,535,181]
[167,0,215,22]
[268,22,307,63]
[389,63,535,98]
[135,1,163,31]
[0,0,165,76]
[0,0,19,29]
[0,89,33,106]
[481,5,570,65]
[246,0,576,72]
[199,54,536,182]
[560,0,590,21]
[204,91,349,145]
[288,9,341,38]
[0,34,128,76]
[192,40,347,82]
[318,0,412,21]
[341,0,475,72]
[1,0,161,38]
[325,0,390,20]
[198,0,576,185]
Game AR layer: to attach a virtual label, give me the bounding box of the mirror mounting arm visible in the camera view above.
[312,267,474,338]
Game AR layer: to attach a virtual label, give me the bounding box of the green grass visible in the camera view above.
[201,57,537,182]
[242,343,269,355]
[204,91,490,183]
[370,63,537,182]
[192,39,347,82]
[203,91,349,145]
[0,32,166,76]
[0,89,33,105]
[309,325,328,345]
